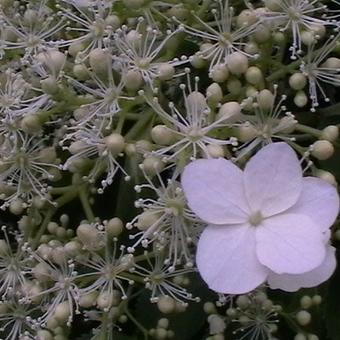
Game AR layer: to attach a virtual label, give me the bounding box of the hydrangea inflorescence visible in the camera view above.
[0,0,339,339]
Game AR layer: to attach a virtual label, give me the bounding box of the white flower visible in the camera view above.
[300,34,340,111]
[62,124,129,190]
[234,88,297,160]
[140,72,237,162]
[178,0,258,71]
[261,0,331,59]
[56,0,115,58]
[66,60,133,128]
[181,142,339,294]
[76,240,134,306]
[132,251,198,303]
[0,1,66,59]
[0,133,60,208]
[0,69,50,130]
[113,22,186,88]
[127,171,201,268]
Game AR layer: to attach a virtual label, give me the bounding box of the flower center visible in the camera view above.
[186,127,204,141]
[219,32,233,46]
[104,88,118,103]
[257,124,272,139]
[27,34,42,48]
[165,197,185,216]
[90,20,105,38]
[137,57,152,69]
[287,7,301,21]
[248,211,263,226]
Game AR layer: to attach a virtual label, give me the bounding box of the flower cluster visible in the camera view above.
[0,0,339,339]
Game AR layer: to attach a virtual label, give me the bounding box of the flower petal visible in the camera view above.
[267,246,336,292]
[244,142,302,216]
[182,158,249,224]
[286,177,340,232]
[196,224,268,294]
[256,213,325,274]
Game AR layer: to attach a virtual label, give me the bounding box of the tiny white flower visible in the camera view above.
[0,1,66,59]
[132,251,198,303]
[140,72,236,162]
[181,142,339,294]
[178,0,258,71]
[261,0,331,59]
[233,87,297,160]
[300,34,340,111]
[113,22,186,88]
[56,0,115,59]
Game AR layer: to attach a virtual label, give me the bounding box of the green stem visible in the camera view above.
[197,0,211,16]
[124,308,149,340]
[278,311,303,334]
[32,189,79,248]
[115,110,127,134]
[125,111,154,141]
[294,123,322,138]
[266,59,301,82]
[31,207,55,248]
[125,113,141,120]
[49,185,74,195]
[79,186,95,222]
[119,272,145,284]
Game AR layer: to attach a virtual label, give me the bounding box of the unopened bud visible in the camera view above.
[245,66,263,85]
[294,91,308,108]
[79,291,98,308]
[54,301,71,323]
[157,296,176,314]
[21,114,42,134]
[237,123,257,142]
[206,83,223,104]
[41,76,59,95]
[237,9,258,27]
[227,52,248,75]
[296,310,311,326]
[311,140,334,160]
[124,70,143,91]
[106,217,124,237]
[104,133,125,155]
[289,73,307,90]
[151,125,175,145]
[89,48,111,76]
[257,89,274,112]
[210,64,229,82]
[36,49,66,75]
[136,211,161,231]
[206,144,225,158]
[315,169,337,186]
[157,63,175,81]
[218,101,241,120]
[321,125,339,142]
[9,198,25,215]
[142,157,165,175]
[73,64,89,81]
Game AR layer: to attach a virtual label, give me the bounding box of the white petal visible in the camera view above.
[286,177,340,232]
[244,142,302,216]
[267,246,336,292]
[196,224,268,294]
[182,158,249,224]
[256,213,325,274]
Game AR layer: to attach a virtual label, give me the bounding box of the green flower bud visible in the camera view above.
[311,140,334,160]
[296,310,311,326]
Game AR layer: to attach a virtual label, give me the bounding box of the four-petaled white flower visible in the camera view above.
[181,142,339,294]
